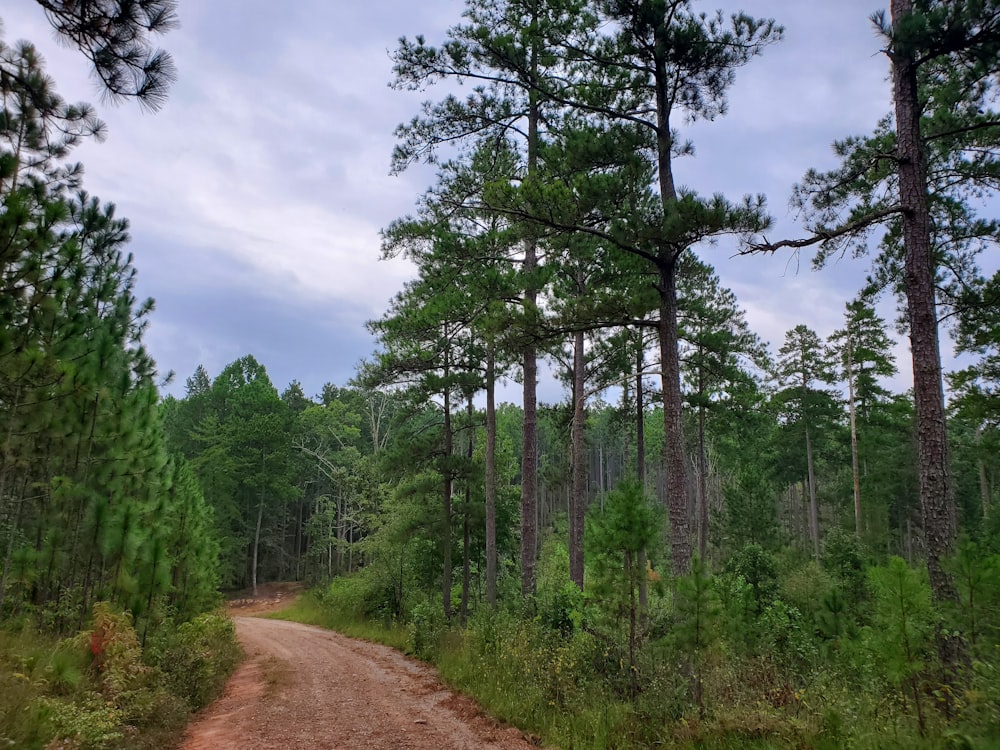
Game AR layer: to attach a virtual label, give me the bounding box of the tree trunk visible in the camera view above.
[520,24,541,597]
[652,33,689,576]
[976,426,990,520]
[697,359,709,562]
[659,262,691,576]
[635,338,648,609]
[252,497,263,597]
[805,426,820,562]
[891,0,957,607]
[485,343,498,606]
[442,383,454,620]
[460,393,474,623]
[570,326,586,589]
[847,341,863,537]
[636,337,646,486]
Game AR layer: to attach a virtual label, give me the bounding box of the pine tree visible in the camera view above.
[830,300,897,537]
[775,325,840,561]
[749,0,1000,611]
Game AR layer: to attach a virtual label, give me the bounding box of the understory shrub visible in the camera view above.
[0,602,241,749]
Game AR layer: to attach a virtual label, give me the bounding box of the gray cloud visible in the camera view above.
[7,0,988,404]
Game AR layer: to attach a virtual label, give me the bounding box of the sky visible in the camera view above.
[2,0,974,403]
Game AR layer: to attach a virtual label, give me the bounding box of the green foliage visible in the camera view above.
[822,527,869,606]
[407,596,448,661]
[948,539,1000,653]
[671,556,722,715]
[725,544,779,612]
[758,599,818,677]
[157,612,242,711]
[721,467,780,552]
[0,600,240,749]
[867,557,936,733]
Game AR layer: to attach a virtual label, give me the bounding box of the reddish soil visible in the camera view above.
[179,588,541,750]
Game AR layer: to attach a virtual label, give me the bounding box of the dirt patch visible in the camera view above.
[179,616,543,750]
[224,581,304,616]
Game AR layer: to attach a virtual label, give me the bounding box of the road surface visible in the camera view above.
[179,615,540,750]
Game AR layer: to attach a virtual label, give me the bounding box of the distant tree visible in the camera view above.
[678,254,768,561]
[949,271,1000,523]
[775,325,840,560]
[281,380,313,413]
[830,300,897,537]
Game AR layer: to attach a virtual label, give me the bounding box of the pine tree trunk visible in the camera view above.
[659,262,691,576]
[442,381,453,620]
[520,28,541,597]
[805,426,820,561]
[652,34,690,576]
[635,339,648,609]
[252,497,263,598]
[847,343,863,537]
[890,0,957,608]
[697,360,709,561]
[570,326,586,589]
[976,426,990,520]
[485,344,498,606]
[460,394,474,623]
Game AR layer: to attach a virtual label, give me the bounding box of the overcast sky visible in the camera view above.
[3,1,969,402]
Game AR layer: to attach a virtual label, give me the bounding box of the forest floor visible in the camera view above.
[178,584,539,750]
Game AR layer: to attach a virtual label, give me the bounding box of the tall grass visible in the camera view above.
[266,591,410,651]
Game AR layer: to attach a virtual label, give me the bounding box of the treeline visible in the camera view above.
[1,7,239,748]
[0,5,216,635]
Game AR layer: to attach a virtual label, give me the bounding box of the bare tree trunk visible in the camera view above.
[976,426,991,520]
[635,339,648,609]
[805,426,820,562]
[485,344,498,606]
[570,326,586,589]
[659,262,691,576]
[442,382,454,620]
[697,360,709,561]
[520,14,541,597]
[460,394,474,623]
[891,0,957,609]
[847,342,863,537]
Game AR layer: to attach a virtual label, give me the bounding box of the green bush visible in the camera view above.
[725,544,779,612]
[822,528,868,606]
[758,599,818,677]
[159,611,242,711]
[406,596,447,660]
[0,602,242,749]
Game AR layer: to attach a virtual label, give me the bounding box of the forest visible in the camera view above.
[2,0,1000,748]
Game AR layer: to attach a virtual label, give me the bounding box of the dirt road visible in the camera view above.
[179,615,540,750]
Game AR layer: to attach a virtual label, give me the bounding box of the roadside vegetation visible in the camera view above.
[0,606,241,749]
[286,518,1000,750]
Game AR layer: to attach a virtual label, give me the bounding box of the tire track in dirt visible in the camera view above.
[180,616,541,750]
